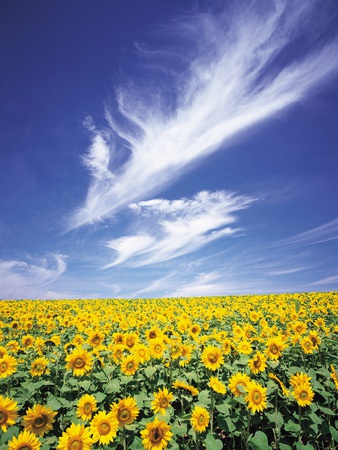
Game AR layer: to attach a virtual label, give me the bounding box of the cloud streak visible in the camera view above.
[104,190,253,267]
[0,254,66,299]
[69,0,338,229]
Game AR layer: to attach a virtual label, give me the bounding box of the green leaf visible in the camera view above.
[267,360,280,369]
[144,366,157,378]
[330,426,338,442]
[215,403,230,415]
[295,443,314,450]
[198,389,210,405]
[284,421,301,433]
[248,431,272,450]
[105,379,120,394]
[94,391,107,402]
[205,432,223,450]
[171,421,187,437]
[46,395,63,411]
[79,380,91,391]
[308,412,322,425]
[279,444,292,450]
[318,405,335,416]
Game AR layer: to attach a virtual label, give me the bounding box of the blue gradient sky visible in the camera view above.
[1,0,338,299]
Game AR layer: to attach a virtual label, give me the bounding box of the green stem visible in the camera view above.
[298,404,302,442]
[245,410,251,450]
[274,389,280,450]
[210,389,214,434]
[122,426,127,450]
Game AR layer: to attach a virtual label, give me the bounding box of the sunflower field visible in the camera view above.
[0,292,338,450]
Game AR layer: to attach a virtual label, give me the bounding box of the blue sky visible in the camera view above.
[1,0,338,299]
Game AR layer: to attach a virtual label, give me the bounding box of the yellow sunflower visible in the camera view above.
[201,346,224,371]
[140,415,173,450]
[65,347,93,377]
[330,365,338,390]
[87,330,105,348]
[289,372,311,388]
[22,404,57,436]
[244,381,267,413]
[268,373,290,397]
[0,354,17,378]
[149,339,166,360]
[151,388,174,415]
[120,354,139,376]
[308,330,321,349]
[190,405,210,433]
[0,395,18,432]
[133,344,150,364]
[22,335,35,349]
[30,357,50,377]
[265,336,286,360]
[209,377,226,394]
[110,344,125,364]
[57,423,93,450]
[8,430,41,450]
[111,396,139,427]
[0,346,7,358]
[292,382,314,407]
[228,372,251,397]
[76,394,98,421]
[248,351,267,375]
[172,380,199,396]
[237,340,253,355]
[90,411,119,445]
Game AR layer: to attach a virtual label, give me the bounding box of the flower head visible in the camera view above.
[244,381,267,413]
[201,346,224,371]
[0,395,18,432]
[57,423,93,450]
[90,411,118,445]
[22,404,57,436]
[66,348,93,377]
[141,416,173,450]
[209,377,226,394]
[190,406,210,433]
[8,430,41,450]
[111,396,139,427]
[76,394,98,421]
[151,388,174,415]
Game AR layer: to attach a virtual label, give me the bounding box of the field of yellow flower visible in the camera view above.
[0,292,338,450]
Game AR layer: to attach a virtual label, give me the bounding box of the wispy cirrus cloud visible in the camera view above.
[274,218,338,248]
[69,0,338,229]
[104,190,253,267]
[0,254,66,299]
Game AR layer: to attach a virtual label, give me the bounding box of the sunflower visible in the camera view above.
[57,423,93,450]
[289,372,311,388]
[209,377,226,394]
[228,372,251,397]
[22,404,57,437]
[292,382,314,407]
[237,340,253,355]
[87,330,105,348]
[76,394,98,421]
[265,336,286,360]
[248,351,267,375]
[201,346,224,371]
[7,430,41,450]
[308,330,321,350]
[22,335,35,349]
[0,346,7,358]
[125,332,138,350]
[140,415,173,450]
[30,357,50,377]
[190,405,210,433]
[0,395,18,432]
[149,339,166,360]
[151,388,174,415]
[300,337,314,354]
[90,411,119,445]
[172,380,199,396]
[244,381,267,413]
[66,347,93,377]
[111,396,139,427]
[268,373,290,397]
[120,354,139,376]
[133,344,150,364]
[221,338,232,355]
[110,344,126,364]
[0,354,17,378]
[178,343,193,367]
[330,365,338,390]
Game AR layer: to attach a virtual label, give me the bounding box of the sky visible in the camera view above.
[1,0,338,300]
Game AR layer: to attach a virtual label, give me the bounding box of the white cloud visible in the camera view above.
[70,0,338,228]
[0,254,67,299]
[104,190,253,267]
[309,274,338,286]
[274,218,338,248]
